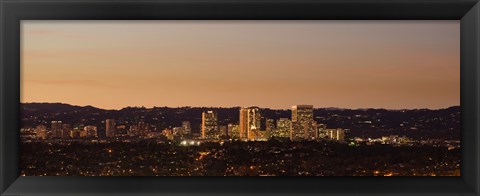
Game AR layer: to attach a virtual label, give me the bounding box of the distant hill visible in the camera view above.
[21,102,460,112]
[21,102,104,114]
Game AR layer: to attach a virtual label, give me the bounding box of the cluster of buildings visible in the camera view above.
[105,119,193,140]
[201,105,345,142]
[23,105,346,143]
[32,121,99,140]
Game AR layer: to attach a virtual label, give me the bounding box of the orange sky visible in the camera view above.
[21,21,460,110]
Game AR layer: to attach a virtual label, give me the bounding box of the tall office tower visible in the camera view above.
[291,105,316,141]
[51,121,63,138]
[244,107,262,140]
[265,118,276,139]
[290,121,302,141]
[35,125,47,140]
[275,118,291,138]
[84,125,98,137]
[317,123,328,139]
[202,111,219,139]
[182,121,192,135]
[227,123,240,139]
[239,108,248,139]
[61,124,72,139]
[106,119,115,137]
[305,122,318,140]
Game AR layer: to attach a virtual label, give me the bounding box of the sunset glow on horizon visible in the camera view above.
[21,20,460,110]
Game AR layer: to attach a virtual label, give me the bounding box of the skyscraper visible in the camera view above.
[275,118,291,138]
[305,122,318,140]
[239,107,262,140]
[317,124,328,139]
[239,108,248,139]
[291,105,316,141]
[265,118,276,139]
[51,121,63,138]
[246,107,262,140]
[239,107,265,140]
[202,111,219,139]
[182,121,192,136]
[106,119,115,137]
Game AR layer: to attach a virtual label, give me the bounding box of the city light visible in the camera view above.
[19,103,461,176]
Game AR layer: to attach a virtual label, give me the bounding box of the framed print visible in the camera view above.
[1,0,479,195]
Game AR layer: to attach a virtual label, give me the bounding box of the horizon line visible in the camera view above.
[21,102,461,111]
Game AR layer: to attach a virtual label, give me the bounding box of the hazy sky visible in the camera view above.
[21,20,459,110]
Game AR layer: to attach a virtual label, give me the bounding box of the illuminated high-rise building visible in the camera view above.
[105,119,115,137]
[182,121,192,136]
[291,105,316,141]
[248,107,261,136]
[275,118,291,138]
[305,121,318,140]
[290,121,303,140]
[239,107,262,140]
[51,121,63,138]
[227,123,240,139]
[265,118,276,139]
[202,111,219,139]
[239,108,248,139]
[317,123,328,139]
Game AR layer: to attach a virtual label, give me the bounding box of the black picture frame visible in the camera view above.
[1,0,479,195]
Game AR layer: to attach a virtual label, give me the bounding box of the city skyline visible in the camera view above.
[20,102,460,142]
[21,20,459,110]
[20,101,461,176]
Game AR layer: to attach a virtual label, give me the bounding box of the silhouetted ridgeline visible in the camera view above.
[21,103,460,140]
